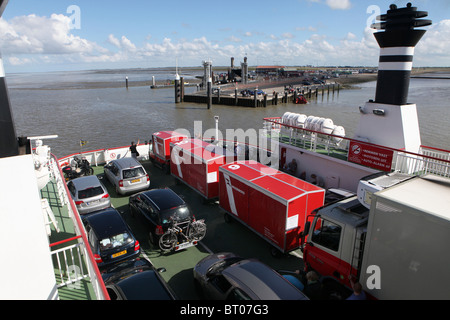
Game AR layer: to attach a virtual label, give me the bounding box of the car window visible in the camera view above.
[67,181,76,196]
[141,197,154,212]
[210,275,232,293]
[78,186,104,199]
[206,257,243,277]
[106,287,121,300]
[88,227,97,251]
[123,167,145,179]
[99,232,133,251]
[227,288,251,300]
[160,206,191,223]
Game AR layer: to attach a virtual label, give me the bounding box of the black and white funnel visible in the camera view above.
[354,3,432,155]
[372,3,431,105]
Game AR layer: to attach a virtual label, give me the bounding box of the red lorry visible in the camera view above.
[219,160,325,255]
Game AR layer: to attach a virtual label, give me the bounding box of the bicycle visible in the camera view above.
[158,218,207,251]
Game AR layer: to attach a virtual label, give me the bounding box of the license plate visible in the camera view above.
[112,250,127,258]
[131,178,140,183]
[175,241,197,251]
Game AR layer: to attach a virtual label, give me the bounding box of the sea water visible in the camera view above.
[6,70,450,157]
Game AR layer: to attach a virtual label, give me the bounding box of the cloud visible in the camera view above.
[108,34,136,51]
[307,0,352,10]
[325,0,352,10]
[415,19,450,66]
[226,35,242,43]
[8,56,33,65]
[0,14,101,55]
[1,12,447,71]
[108,34,121,48]
[282,32,295,39]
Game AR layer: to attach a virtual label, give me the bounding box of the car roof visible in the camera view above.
[113,270,174,300]
[70,175,102,189]
[84,208,129,238]
[111,157,142,169]
[222,259,308,300]
[142,189,185,211]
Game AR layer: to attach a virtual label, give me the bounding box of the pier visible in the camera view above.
[182,79,340,108]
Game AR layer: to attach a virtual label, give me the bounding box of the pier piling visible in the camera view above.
[207,78,212,109]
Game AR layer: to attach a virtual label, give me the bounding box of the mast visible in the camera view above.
[0,0,20,158]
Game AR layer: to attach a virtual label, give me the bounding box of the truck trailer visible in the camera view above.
[219,160,325,255]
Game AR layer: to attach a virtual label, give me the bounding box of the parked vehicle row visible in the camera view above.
[65,155,309,300]
[68,157,150,215]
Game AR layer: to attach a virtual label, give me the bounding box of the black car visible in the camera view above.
[102,258,176,300]
[193,252,309,300]
[82,208,140,268]
[129,188,194,244]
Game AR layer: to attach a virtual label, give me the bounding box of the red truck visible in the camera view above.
[302,172,450,299]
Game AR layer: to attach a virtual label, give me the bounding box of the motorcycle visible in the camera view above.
[62,156,94,181]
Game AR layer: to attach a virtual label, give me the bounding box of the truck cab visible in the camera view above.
[302,172,413,298]
[303,196,369,289]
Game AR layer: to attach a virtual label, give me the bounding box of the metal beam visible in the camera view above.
[0,0,20,158]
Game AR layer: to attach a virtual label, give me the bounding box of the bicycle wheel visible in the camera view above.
[188,220,206,241]
[159,231,177,251]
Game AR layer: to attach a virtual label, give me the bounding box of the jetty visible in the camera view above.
[180,78,341,108]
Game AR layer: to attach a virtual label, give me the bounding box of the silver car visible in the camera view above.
[104,158,150,195]
[193,252,309,300]
[67,175,111,215]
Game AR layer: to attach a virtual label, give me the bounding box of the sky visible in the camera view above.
[0,0,449,73]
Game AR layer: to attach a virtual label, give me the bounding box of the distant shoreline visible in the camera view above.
[9,67,449,90]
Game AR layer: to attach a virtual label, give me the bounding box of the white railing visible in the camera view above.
[49,153,110,300]
[395,146,450,177]
[263,117,450,178]
[50,238,88,288]
[58,144,150,168]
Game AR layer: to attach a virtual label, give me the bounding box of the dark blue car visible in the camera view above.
[82,208,140,268]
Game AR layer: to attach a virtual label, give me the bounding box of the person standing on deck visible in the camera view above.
[130,139,140,159]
